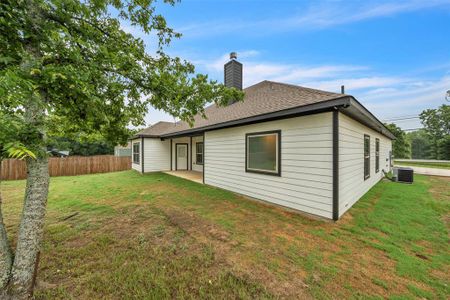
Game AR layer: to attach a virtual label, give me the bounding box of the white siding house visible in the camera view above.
[129,54,395,220]
[204,113,333,219]
[132,138,171,173]
[130,108,393,220]
[338,113,392,217]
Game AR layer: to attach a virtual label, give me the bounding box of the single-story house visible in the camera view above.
[131,53,394,220]
[114,142,132,157]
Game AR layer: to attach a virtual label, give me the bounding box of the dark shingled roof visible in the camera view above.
[136,80,346,137]
[137,121,176,137]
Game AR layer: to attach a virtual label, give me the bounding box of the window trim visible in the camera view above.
[245,130,281,177]
[375,138,380,173]
[364,134,370,180]
[196,142,204,165]
[132,142,140,164]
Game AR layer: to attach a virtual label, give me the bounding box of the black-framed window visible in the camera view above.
[133,142,140,164]
[364,135,370,180]
[246,130,281,176]
[196,142,204,165]
[375,138,380,173]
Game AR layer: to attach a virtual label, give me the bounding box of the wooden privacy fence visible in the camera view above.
[1,155,131,181]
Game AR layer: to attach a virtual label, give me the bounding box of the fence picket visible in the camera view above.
[0,155,131,180]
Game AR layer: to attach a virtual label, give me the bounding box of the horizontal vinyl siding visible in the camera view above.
[143,138,170,172]
[338,112,392,216]
[205,112,333,219]
[131,138,142,172]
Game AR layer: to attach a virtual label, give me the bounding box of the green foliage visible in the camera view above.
[0,0,243,153]
[4,143,36,160]
[420,104,450,159]
[47,136,114,156]
[407,129,432,159]
[0,111,36,160]
[420,104,450,140]
[437,135,450,160]
[384,123,411,158]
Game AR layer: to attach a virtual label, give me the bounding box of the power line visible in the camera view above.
[403,128,423,132]
[383,116,420,122]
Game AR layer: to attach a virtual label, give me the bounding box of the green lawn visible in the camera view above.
[1,171,449,299]
[394,160,450,170]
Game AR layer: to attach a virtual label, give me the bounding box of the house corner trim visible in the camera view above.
[202,132,205,184]
[332,110,339,221]
[141,137,144,174]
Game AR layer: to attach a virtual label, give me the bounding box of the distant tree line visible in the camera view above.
[385,104,450,160]
[46,128,142,156]
[47,137,114,156]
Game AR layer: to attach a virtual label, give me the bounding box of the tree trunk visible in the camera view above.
[0,0,50,297]
[4,0,50,297]
[0,172,13,290]
[8,157,49,298]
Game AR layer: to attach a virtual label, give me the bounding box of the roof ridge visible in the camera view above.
[154,121,174,125]
[262,80,346,96]
[243,80,269,91]
[134,80,360,139]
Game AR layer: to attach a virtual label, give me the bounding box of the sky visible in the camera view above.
[123,0,450,130]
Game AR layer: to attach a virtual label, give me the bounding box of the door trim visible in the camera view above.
[175,143,189,170]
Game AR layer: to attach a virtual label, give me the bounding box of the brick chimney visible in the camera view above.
[224,52,243,91]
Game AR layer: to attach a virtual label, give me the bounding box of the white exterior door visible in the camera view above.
[176,144,188,170]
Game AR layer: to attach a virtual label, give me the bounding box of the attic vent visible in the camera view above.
[224,52,243,91]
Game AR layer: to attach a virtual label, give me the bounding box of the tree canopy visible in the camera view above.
[420,104,450,159]
[384,123,411,159]
[0,0,242,153]
[407,129,432,159]
[0,0,242,297]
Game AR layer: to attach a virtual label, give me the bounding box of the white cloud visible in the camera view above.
[296,0,450,28]
[139,51,450,131]
[355,76,450,129]
[196,51,368,88]
[177,0,450,38]
[304,76,408,91]
[200,50,261,73]
[362,76,450,109]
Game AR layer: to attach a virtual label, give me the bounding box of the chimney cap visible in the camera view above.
[230,52,237,60]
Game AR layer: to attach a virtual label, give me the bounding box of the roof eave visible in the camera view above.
[160,96,352,139]
[131,95,395,141]
[341,98,396,140]
[129,134,161,140]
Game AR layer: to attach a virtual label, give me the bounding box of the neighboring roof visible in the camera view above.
[133,80,395,140]
[48,149,69,157]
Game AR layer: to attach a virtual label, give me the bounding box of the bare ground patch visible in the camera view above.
[159,206,312,299]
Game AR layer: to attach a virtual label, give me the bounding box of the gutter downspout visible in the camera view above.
[332,110,339,221]
[202,132,205,184]
[141,137,144,174]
